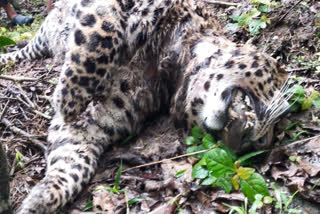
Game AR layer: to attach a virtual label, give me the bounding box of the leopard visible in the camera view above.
[0,0,290,213]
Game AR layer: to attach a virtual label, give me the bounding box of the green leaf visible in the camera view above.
[312,97,320,108]
[201,175,217,185]
[231,15,240,21]
[293,85,306,97]
[292,130,308,141]
[285,190,299,210]
[114,161,123,190]
[237,167,255,180]
[301,97,312,110]
[222,203,245,214]
[273,183,282,210]
[15,152,22,161]
[285,121,303,131]
[240,173,270,203]
[263,196,273,204]
[103,186,118,193]
[186,144,206,159]
[289,102,301,112]
[232,174,240,190]
[128,198,148,205]
[192,159,208,179]
[205,148,236,178]
[175,169,187,178]
[261,15,271,24]
[212,176,233,193]
[237,150,266,165]
[202,134,216,149]
[237,13,252,27]
[0,36,16,48]
[250,8,261,18]
[185,136,197,145]
[191,126,204,139]
[287,209,305,214]
[259,4,271,12]
[82,201,93,211]
[121,135,133,144]
[219,144,237,162]
[249,194,263,214]
[310,91,320,99]
[225,23,239,32]
[249,19,266,35]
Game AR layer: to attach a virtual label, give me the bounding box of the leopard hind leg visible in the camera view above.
[17,66,161,214]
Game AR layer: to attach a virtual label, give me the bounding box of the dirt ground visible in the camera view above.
[0,0,319,213]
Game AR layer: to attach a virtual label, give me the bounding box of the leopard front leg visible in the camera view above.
[53,5,129,120]
[18,66,161,213]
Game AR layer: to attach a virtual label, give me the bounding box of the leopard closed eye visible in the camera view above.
[0,0,290,213]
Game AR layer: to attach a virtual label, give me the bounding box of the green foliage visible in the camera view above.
[226,0,277,35]
[0,17,42,43]
[114,160,123,191]
[296,53,320,74]
[288,85,320,112]
[175,169,187,178]
[15,151,25,168]
[185,126,216,159]
[0,36,16,48]
[128,198,148,205]
[82,161,149,212]
[81,201,93,211]
[82,161,124,211]
[223,195,266,214]
[273,184,305,214]
[187,127,269,203]
[240,173,269,203]
[284,121,308,143]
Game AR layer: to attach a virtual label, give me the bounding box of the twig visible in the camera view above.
[33,110,52,120]
[276,135,320,149]
[13,85,51,120]
[16,84,37,109]
[0,75,39,82]
[277,0,303,25]
[286,67,309,72]
[0,97,17,100]
[9,156,16,176]
[204,0,239,6]
[1,117,47,152]
[122,148,212,173]
[0,100,10,122]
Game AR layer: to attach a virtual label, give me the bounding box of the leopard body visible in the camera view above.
[0,0,289,213]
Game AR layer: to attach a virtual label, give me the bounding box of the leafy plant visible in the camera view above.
[100,160,124,194]
[288,85,320,112]
[0,36,16,49]
[0,16,42,43]
[82,161,148,212]
[175,169,187,178]
[273,184,305,214]
[15,151,25,168]
[296,53,320,74]
[227,0,278,35]
[186,127,269,203]
[81,161,124,211]
[223,194,271,214]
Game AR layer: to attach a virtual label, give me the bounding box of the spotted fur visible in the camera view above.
[0,0,289,213]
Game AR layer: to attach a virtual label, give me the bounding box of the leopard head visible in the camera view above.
[173,37,289,153]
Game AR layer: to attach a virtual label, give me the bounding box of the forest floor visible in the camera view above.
[0,0,319,213]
